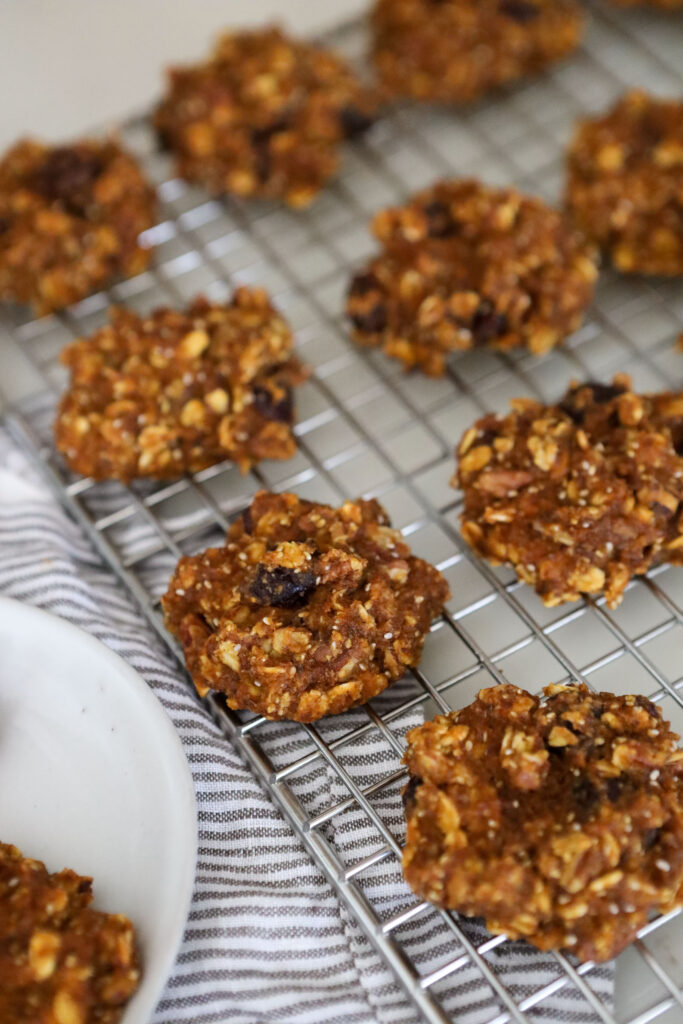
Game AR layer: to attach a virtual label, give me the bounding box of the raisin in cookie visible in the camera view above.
[0,842,140,1024]
[154,26,378,208]
[454,376,683,607]
[348,180,598,375]
[55,288,306,481]
[371,0,584,105]
[403,683,683,962]
[0,139,156,316]
[566,92,683,276]
[163,490,449,721]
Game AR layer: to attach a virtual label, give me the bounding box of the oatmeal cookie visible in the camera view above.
[55,288,306,481]
[154,26,378,207]
[0,841,140,1023]
[0,139,156,316]
[454,376,683,607]
[402,683,683,962]
[162,490,449,721]
[371,0,584,105]
[347,180,598,375]
[566,91,683,276]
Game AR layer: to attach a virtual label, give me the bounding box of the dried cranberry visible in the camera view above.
[471,301,508,346]
[500,0,540,22]
[572,777,599,817]
[606,777,624,803]
[241,506,254,534]
[402,775,423,812]
[673,431,683,457]
[156,125,173,152]
[0,215,10,235]
[251,118,289,182]
[249,565,316,608]
[635,694,661,717]
[559,381,627,424]
[339,106,374,138]
[424,200,456,238]
[349,272,381,297]
[643,827,661,850]
[253,384,294,423]
[31,147,103,216]
[350,304,388,333]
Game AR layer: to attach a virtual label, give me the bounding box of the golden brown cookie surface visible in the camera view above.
[371,0,584,105]
[347,180,598,375]
[566,92,683,276]
[155,26,378,207]
[0,842,140,1024]
[162,490,449,721]
[54,288,306,482]
[454,376,683,607]
[402,683,683,962]
[0,139,156,316]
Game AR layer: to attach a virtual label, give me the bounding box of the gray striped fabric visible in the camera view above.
[0,430,614,1024]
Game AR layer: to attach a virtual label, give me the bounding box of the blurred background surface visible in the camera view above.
[0,1,362,149]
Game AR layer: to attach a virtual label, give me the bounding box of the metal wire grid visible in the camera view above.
[2,4,683,1022]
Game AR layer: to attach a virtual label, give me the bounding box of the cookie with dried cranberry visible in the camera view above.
[162,490,449,721]
[566,92,683,276]
[154,26,378,208]
[402,682,683,962]
[371,0,584,105]
[454,375,683,607]
[0,139,156,316]
[347,180,598,375]
[0,841,140,1023]
[55,288,306,481]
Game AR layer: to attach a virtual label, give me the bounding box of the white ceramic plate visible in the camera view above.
[0,595,197,1024]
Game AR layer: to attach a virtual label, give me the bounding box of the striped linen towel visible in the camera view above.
[0,428,613,1024]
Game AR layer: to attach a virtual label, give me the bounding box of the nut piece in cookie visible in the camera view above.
[162,490,449,721]
[54,288,307,482]
[566,91,683,276]
[0,138,156,316]
[154,26,378,207]
[371,0,584,105]
[402,682,683,962]
[347,180,598,376]
[454,375,683,607]
[0,841,140,1023]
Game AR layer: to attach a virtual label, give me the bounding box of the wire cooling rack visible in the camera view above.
[2,4,683,1022]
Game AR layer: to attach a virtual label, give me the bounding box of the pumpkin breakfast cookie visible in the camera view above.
[163,490,449,721]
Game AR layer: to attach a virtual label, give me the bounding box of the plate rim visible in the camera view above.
[0,593,198,1024]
